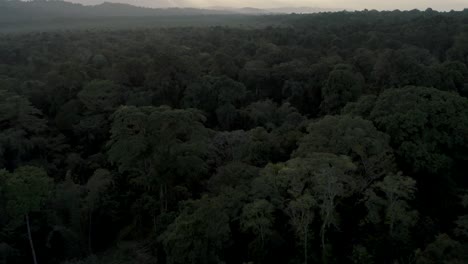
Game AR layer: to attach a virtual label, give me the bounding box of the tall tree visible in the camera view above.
[0,90,47,170]
[1,166,52,264]
[287,193,316,264]
[159,196,231,264]
[108,106,212,212]
[320,64,364,114]
[84,169,112,254]
[77,80,123,113]
[295,115,396,189]
[345,86,468,176]
[364,173,418,239]
[241,199,275,248]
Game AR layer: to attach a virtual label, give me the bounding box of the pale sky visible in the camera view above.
[183,0,466,10]
[73,0,468,10]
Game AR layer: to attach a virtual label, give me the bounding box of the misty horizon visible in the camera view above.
[66,0,467,11]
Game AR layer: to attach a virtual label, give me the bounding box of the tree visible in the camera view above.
[159,196,230,264]
[256,154,357,262]
[345,86,468,175]
[1,166,52,264]
[295,115,396,189]
[240,199,275,248]
[352,48,376,82]
[287,193,316,264]
[363,173,418,242]
[447,30,468,64]
[309,158,355,261]
[415,234,467,264]
[243,100,278,130]
[47,171,85,260]
[215,103,240,130]
[454,193,468,239]
[287,155,356,261]
[54,99,83,132]
[243,100,305,131]
[240,60,270,98]
[108,106,212,212]
[0,90,47,170]
[207,162,259,194]
[372,48,431,89]
[342,95,377,117]
[111,58,149,87]
[77,80,123,113]
[350,245,373,264]
[428,61,468,93]
[145,49,199,108]
[84,169,112,254]
[212,128,278,167]
[183,75,247,129]
[320,64,364,114]
[183,75,247,114]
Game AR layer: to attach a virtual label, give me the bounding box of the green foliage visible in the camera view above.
[320,64,364,114]
[351,245,373,264]
[253,153,357,261]
[455,194,468,239]
[0,90,47,169]
[184,75,247,112]
[240,199,275,245]
[429,61,468,92]
[346,86,468,175]
[159,196,231,264]
[85,169,112,209]
[372,48,432,89]
[183,75,247,130]
[0,8,467,264]
[448,30,468,64]
[108,105,212,182]
[295,115,395,187]
[287,193,316,264]
[212,128,279,167]
[244,100,304,130]
[363,173,418,241]
[415,234,467,264]
[342,95,377,117]
[1,166,52,221]
[208,162,259,193]
[78,80,123,112]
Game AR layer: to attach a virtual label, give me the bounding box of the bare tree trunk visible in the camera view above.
[304,225,308,264]
[88,209,93,255]
[26,213,38,264]
[321,204,332,264]
[260,226,265,248]
[160,185,165,213]
[164,184,168,211]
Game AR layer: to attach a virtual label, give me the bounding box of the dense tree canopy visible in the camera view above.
[0,6,467,264]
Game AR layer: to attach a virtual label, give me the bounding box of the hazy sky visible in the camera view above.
[184,0,466,10]
[73,0,468,10]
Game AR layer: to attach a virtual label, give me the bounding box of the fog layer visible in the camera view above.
[71,0,467,11]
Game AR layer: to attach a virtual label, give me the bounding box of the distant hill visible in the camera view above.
[69,0,175,8]
[0,0,345,21]
[0,0,287,33]
[70,1,347,13]
[266,7,347,14]
[0,0,345,32]
[208,6,346,14]
[0,0,236,21]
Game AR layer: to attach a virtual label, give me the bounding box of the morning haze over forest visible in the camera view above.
[68,0,466,10]
[0,0,467,264]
